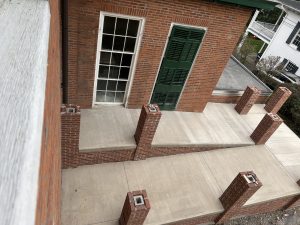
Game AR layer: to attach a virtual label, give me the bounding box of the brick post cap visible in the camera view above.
[61,104,66,112]
[143,104,161,114]
[247,86,261,94]
[61,104,81,114]
[239,171,262,188]
[278,86,292,95]
[266,113,283,122]
[128,190,151,211]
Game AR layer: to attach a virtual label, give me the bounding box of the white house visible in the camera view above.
[246,0,300,77]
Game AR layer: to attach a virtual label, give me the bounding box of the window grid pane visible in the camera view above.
[99,49,135,55]
[285,62,297,72]
[127,20,139,37]
[292,30,300,47]
[292,35,300,47]
[96,15,140,103]
[99,64,130,68]
[115,18,128,36]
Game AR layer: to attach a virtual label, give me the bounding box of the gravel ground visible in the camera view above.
[224,207,300,225]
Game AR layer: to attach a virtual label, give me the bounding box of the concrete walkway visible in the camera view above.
[79,103,265,151]
[265,123,300,181]
[79,103,300,182]
[79,107,139,151]
[152,103,262,147]
[62,146,300,225]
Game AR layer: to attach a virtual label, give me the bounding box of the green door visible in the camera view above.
[151,25,205,110]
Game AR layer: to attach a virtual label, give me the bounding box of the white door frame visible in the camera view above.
[92,11,145,107]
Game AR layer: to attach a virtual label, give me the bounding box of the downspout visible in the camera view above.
[61,0,68,104]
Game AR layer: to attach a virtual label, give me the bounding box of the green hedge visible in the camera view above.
[253,70,280,90]
[253,71,300,137]
[279,83,300,137]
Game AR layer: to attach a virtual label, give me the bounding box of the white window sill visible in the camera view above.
[288,44,298,50]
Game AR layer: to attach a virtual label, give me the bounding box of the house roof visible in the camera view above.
[214,57,272,95]
[279,0,300,12]
[215,0,280,10]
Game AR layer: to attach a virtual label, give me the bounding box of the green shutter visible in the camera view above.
[151,26,205,110]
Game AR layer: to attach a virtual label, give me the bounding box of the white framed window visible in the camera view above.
[93,12,144,105]
[291,29,300,48]
[284,60,297,73]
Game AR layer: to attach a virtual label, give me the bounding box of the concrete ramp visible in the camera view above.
[79,103,266,152]
[62,145,300,225]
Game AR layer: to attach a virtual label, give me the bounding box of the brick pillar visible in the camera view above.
[250,113,283,145]
[235,86,261,114]
[61,104,80,168]
[119,190,151,225]
[134,104,161,160]
[264,87,292,114]
[215,171,262,224]
[284,180,300,209]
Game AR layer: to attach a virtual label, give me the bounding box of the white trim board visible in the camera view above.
[92,11,145,107]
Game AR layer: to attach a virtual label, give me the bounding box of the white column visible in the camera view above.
[258,42,266,53]
[248,10,260,28]
[237,10,260,54]
[273,9,284,31]
[237,31,249,54]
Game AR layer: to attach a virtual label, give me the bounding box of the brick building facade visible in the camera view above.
[59,0,300,225]
[35,0,62,224]
[63,0,256,112]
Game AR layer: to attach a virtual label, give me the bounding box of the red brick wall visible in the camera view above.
[64,0,252,111]
[234,87,261,114]
[209,94,269,104]
[286,195,300,209]
[119,190,151,225]
[284,180,300,209]
[63,148,135,168]
[134,104,161,160]
[148,145,246,158]
[35,0,62,224]
[250,113,283,145]
[61,105,81,168]
[61,106,135,168]
[238,194,300,217]
[216,172,262,224]
[264,87,292,114]
[164,194,300,225]
[165,212,219,225]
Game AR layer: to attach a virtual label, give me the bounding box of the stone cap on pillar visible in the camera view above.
[128,190,151,211]
[239,171,262,188]
[143,104,161,114]
[267,113,283,122]
[120,190,151,225]
[278,86,292,95]
[219,171,262,211]
[249,86,261,94]
[61,104,81,114]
